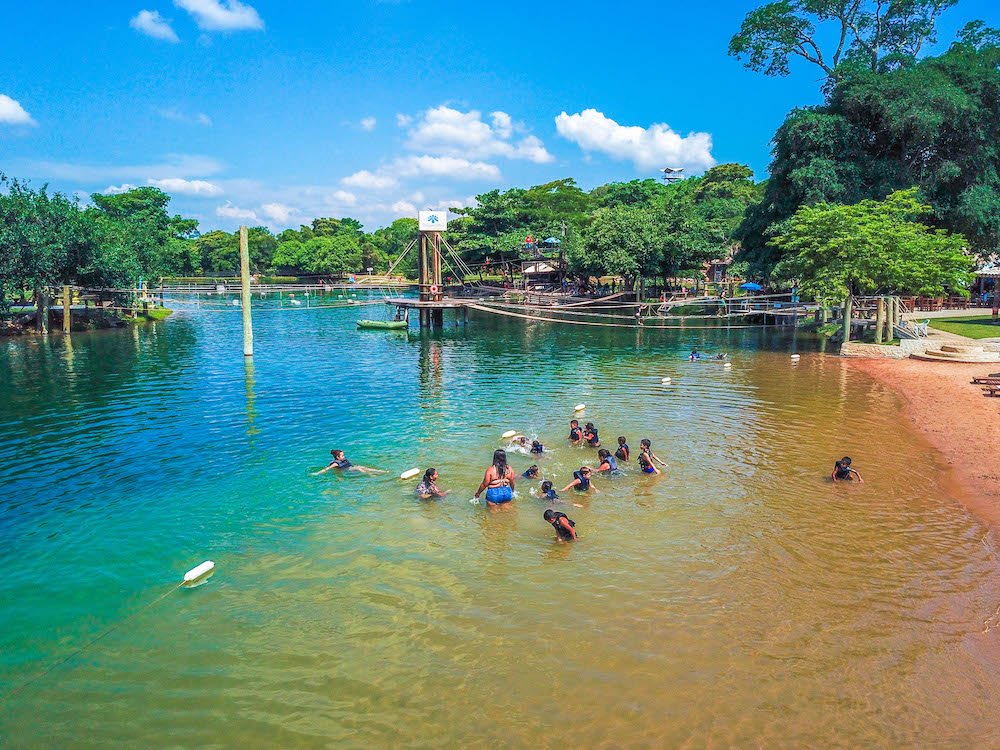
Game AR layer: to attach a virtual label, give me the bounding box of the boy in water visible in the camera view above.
[540,480,559,501]
[562,467,597,493]
[523,464,540,479]
[543,509,577,541]
[568,419,583,444]
[615,436,630,462]
[832,456,864,482]
[639,439,667,470]
[530,440,545,455]
[583,422,600,448]
[313,449,384,476]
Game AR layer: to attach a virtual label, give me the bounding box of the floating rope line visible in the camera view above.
[466,303,782,329]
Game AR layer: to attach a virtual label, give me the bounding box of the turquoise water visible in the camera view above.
[2,296,999,747]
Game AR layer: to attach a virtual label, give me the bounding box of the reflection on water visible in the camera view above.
[1,298,999,747]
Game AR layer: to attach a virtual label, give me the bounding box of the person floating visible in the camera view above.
[530,440,545,455]
[615,436,630,462]
[639,439,667,470]
[562,467,597,493]
[568,419,583,444]
[832,456,864,483]
[713,352,728,360]
[540,480,559,501]
[689,349,701,361]
[583,422,600,448]
[523,464,540,479]
[475,449,516,507]
[544,509,577,541]
[313,449,384,476]
[415,468,448,499]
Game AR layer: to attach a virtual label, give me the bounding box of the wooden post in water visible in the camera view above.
[841,295,852,344]
[62,285,71,334]
[885,297,896,341]
[875,297,885,344]
[239,226,254,357]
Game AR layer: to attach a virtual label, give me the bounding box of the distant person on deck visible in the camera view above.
[832,456,864,483]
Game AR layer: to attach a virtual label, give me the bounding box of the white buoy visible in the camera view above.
[231,299,241,307]
[661,377,672,384]
[291,299,302,306]
[723,362,732,368]
[501,430,517,439]
[791,354,801,360]
[183,561,215,582]
[400,468,420,480]
[574,403,586,412]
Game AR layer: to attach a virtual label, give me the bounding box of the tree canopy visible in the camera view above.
[729,0,958,79]
[771,188,973,299]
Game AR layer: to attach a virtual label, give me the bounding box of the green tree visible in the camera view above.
[570,205,661,291]
[738,39,1000,274]
[196,230,239,274]
[771,189,973,302]
[729,0,958,79]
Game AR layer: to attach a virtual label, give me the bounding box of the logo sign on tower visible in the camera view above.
[418,210,448,232]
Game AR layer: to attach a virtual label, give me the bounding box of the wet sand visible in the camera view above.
[849,358,1000,528]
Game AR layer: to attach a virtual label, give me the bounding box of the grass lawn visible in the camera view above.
[928,315,1000,339]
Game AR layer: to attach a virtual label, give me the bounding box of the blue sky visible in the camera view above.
[2,0,997,231]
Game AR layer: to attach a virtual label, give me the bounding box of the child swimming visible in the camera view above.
[637,451,661,475]
[594,448,622,475]
[561,466,597,493]
[615,436,629,462]
[639,439,667,470]
[523,464,540,479]
[689,349,701,361]
[415,468,448,499]
[583,422,600,448]
[832,456,864,482]
[540,480,559,501]
[568,419,583,444]
[530,440,545,455]
[543,509,577,541]
[313,449,384,476]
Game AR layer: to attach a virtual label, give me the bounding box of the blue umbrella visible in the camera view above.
[739,282,763,291]
[543,237,561,244]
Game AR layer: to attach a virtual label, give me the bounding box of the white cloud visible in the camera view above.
[396,113,413,128]
[216,202,258,221]
[360,116,377,132]
[0,94,37,126]
[130,10,180,42]
[174,0,264,31]
[148,177,223,196]
[103,184,137,195]
[554,109,715,171]
[394,155,500,180]
[332,189,357,206]
[261,202,296,224]
[406,105,553,163]
[392,200,416,214]
[341,170,399,190]
[26,154,224,183]
[159,107,213,126]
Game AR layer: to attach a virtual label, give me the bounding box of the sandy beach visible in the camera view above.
[849,358,1000,528]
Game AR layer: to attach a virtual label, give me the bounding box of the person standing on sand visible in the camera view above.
[475,449,516,509]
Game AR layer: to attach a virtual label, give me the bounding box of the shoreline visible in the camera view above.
[848,357,1000,529]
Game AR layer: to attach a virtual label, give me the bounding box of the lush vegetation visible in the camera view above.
[2,2,996,321]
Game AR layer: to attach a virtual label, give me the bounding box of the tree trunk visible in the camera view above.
[875,298,885,344]
[35,286,49,334]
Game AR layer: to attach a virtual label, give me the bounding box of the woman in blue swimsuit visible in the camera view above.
[475,449,516,509]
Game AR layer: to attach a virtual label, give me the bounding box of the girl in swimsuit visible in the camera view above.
[475,449,516,509]
[313,449,384,476]
[415,468,448,499]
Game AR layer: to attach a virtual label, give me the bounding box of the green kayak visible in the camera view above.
[357,319,408,330]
